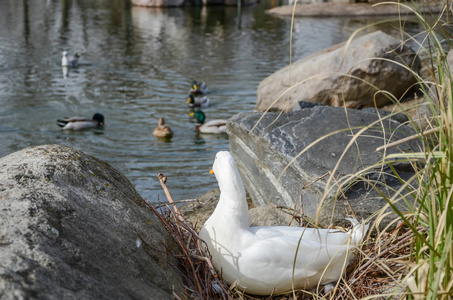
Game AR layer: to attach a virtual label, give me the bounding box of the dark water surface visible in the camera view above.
[0,0,423,202]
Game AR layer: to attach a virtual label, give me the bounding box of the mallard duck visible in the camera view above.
[57,113,104,130]
[189,110,227,134]
[199,151,368,295]
[187,94,210,108]
[190,80,208,95]
[61,51,80,67]
[153,117,173,138]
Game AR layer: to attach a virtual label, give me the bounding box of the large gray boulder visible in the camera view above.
[227,106,420,227]
[0,145,181,299]
[256,31,420,112]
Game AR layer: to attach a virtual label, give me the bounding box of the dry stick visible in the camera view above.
[376,126,441,152]
[156,174,231,299]
[330,173,357,220]
[302,171,330,190]
[191,254,217,276]
[157,173,185,223]
[154,198,198,209]
[288,194,302,226]
[152,203,205,296]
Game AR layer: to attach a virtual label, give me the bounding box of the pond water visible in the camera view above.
[0,0,424,202]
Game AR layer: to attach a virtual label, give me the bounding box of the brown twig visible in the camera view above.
[357,226,424,274]
[302,171,330,190]
[157,173,185,222]
[288,194,302,226]
[152,173,232,299]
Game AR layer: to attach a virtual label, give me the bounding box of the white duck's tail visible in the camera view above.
[346,218,369,246]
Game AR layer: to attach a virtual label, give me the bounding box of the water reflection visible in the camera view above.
[0,0,427,202]
[62,66,69,78]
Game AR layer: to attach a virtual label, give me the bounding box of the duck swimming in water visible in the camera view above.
[189,110,227,134]
[199,151,368,295]
[61,51,80,67]
[189,80,208,95]
[57,113,104,130]
[187,94,210,108]
[152,117,173,138]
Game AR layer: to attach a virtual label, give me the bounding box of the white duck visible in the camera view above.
[199,151,368,295]
[61,51,80,67]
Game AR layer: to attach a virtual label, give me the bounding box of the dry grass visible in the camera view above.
[143,192,232,299]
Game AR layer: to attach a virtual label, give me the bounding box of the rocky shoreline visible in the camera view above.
[267,2,444,18]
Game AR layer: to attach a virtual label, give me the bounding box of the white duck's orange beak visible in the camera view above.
[209,169,214,174]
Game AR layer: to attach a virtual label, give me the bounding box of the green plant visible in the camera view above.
[376,2,453,299]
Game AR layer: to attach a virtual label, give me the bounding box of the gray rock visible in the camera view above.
[227,106,420,227]
[293,101,323,110]
[249,204,299,227]
[256,31,420,112]
[0,145,181,300]
[179,188,222,232]
[360,107,409,124]
[267,2,444,17]
[296,101,410,124]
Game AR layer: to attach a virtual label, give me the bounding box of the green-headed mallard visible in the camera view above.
[189,110,227,134]
[190,80,208,95]
[57,113,104,130]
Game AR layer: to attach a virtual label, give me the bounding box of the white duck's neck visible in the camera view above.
[213,160,249,229]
